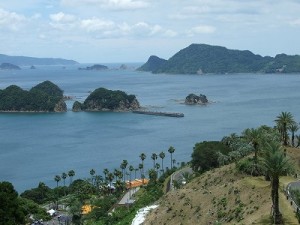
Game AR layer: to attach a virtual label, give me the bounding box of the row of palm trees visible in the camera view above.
[54,170,75,188]
[53,146,176,190]
[275,111,300,147]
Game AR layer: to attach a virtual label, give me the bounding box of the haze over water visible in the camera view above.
[0,64,300,192]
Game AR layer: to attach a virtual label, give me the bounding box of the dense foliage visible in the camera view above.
[191,141,232,172]
[138,44,300,74]
[73,87,139,111]
[0,181,25,225]
[0,81,65,112]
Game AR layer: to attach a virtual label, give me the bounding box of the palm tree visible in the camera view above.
[275,111,295,146]
[151,153,158,169]
[288,123,299,147]
[243,128,261,163]
[134,168,138,179]
[120,160,128,182]
[103,168,109,182]
[168,146,175,169]
[61,172,67,187]
[90,169,95,185]
[68,170,75,185]
[54,175,61,187]
[159,151,165,173]
[138,163,143,179]
[139,153,146,183]
[129,165,134,182]
[260,142,293,224]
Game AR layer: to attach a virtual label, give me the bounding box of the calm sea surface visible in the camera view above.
[0,64,300,193]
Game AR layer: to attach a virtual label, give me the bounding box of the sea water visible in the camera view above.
[0,64,300,192]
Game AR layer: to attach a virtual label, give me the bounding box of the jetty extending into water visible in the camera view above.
[132,110,184,118]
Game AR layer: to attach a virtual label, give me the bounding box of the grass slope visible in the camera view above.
[144,148,300,225]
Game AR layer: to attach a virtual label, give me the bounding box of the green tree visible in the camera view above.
[243,128,261,163]
[0,181,25,225]
[288,123,299,147]
[275,111,295,146]
[62,172,68,187]
[129,165,134,182]
[159,151,165,173]
[191,141,231,172]
[151,153,158,169]
[68,170,75,185]
[260,142,293,224]
[168,146,175,169]
[139,153,146,183]
[103,168,109,182]
[120,160,128,182]
[54,175,61,187]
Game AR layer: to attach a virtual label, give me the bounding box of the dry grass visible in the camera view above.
[144,148,300,225]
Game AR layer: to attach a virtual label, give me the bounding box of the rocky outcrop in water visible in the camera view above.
[79,64,108,70]
[72,87,140,112]
[185,93,208,105]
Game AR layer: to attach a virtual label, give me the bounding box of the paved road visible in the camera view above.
[170,167,193,191]
[118,187,140,205]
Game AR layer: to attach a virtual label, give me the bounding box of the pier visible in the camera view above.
[132,110,184,118]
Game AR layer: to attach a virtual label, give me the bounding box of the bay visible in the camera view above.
[0,64,299,193]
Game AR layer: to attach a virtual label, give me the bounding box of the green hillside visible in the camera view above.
[138,44,300,74]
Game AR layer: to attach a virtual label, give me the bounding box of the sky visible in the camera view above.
[0,0,300,63]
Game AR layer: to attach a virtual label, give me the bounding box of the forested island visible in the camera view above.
[138,44,300,74]
[0,81,67,112]
[72,87,140,112]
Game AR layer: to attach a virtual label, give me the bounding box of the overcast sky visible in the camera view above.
[0,0,300,63]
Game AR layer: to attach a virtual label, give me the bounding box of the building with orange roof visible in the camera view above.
[126,179,149,189]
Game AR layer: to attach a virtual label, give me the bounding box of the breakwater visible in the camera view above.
[132,110,184,118]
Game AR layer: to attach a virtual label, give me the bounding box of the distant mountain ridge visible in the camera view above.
[0,54,78,66]
[138,44,300,74]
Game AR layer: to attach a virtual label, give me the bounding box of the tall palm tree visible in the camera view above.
[68,170,75,185]
[159,151,165,173]
[54,175,61,188]
[61,172,67,187]
[288,123,299,147]
[103,168,109,182]
[90,169,95,185]
[134,168,138,179]
[138,163,143,179]
[139,153,146,183]
[129,165,134,182]
[260,142,293,224]
[275,111,295,146]
[151,153,158,169]
[120,160,128,182]
[168,146,175,169]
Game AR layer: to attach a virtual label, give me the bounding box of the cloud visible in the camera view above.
[80,18,115,32]
[187,25,216,36]
[0,8,26,31]
[50,12,76,23]
[61,0,149,10]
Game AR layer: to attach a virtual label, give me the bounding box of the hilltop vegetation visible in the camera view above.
[138,44,300,74]
[72,87,140,112]
[0,81,66,112]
